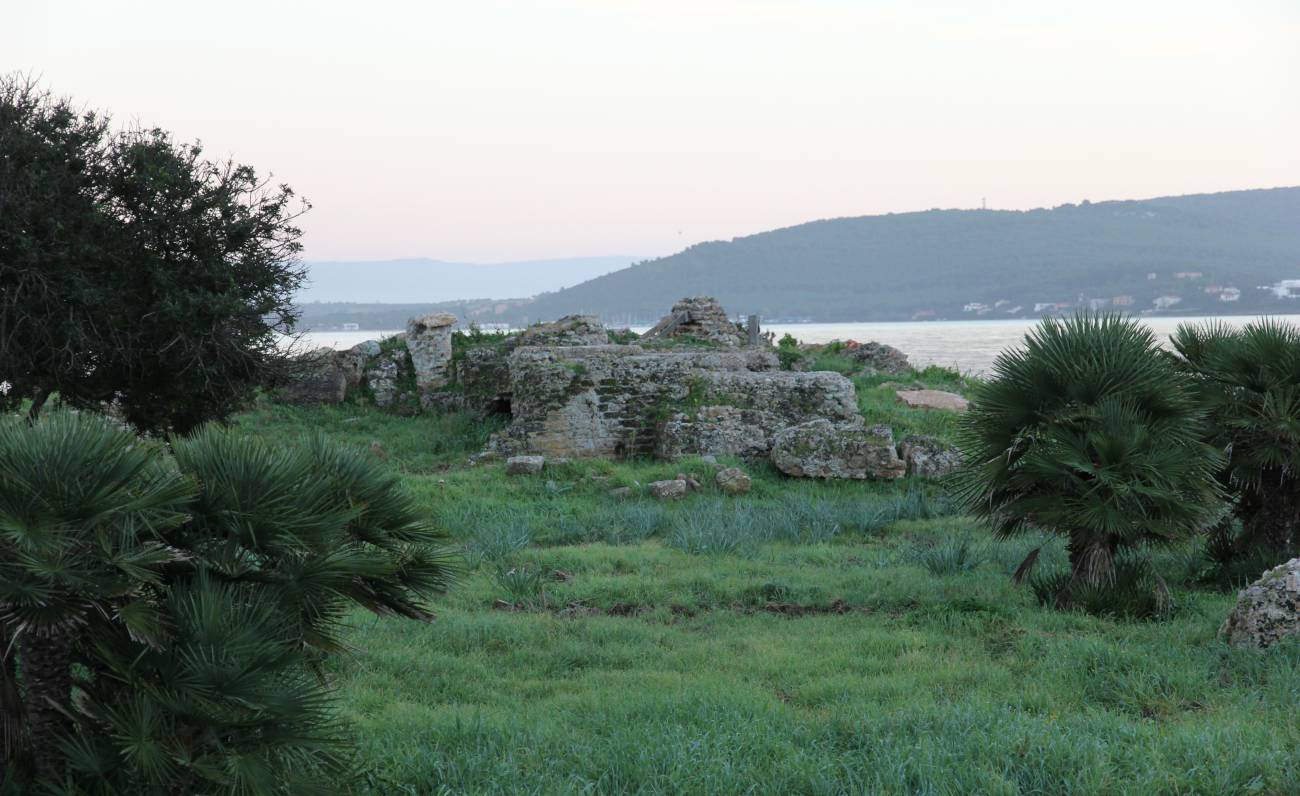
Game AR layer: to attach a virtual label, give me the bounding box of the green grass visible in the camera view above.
[231,369,1300,795]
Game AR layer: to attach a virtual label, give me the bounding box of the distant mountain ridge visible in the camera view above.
[518,187,1300,324]
[298,256,640,303]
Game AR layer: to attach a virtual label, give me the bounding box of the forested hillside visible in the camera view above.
[521,187,1300,324]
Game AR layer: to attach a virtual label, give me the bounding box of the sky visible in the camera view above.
[6,0,1299,263]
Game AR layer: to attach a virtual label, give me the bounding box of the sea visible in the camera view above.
[294,314,1300,376]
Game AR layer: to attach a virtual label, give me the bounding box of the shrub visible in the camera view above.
[493,565,548,608]
[1029,552,1173,619]
[769,497,843,544]
[909,536,988,576]
[1171,319,1300,571]
[775,333,803,370]
[613,503,671,544]
[464,516,533,566]
[668,501,761,556]
[0,411,454,792]
[956,314,1224,613]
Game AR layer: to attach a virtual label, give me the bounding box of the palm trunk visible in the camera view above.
[1060,536,1116,607]
[19,627,74,780]
[1242,481,1300,559]
[0,626,20,783]
[26,387,50,424]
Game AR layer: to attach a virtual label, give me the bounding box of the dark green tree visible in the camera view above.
[956,314,1224,612]
[1171,319,1300,576]
[0,75,307,433]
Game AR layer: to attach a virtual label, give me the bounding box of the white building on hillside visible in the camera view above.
[1261,279,1300,298]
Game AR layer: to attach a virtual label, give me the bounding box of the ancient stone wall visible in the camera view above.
[406,313,456,391]
[490,344,860,458]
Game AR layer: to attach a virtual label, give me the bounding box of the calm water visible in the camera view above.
[295,314,1300,375]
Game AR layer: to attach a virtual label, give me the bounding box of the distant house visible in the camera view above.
[1004,305,1023,314]
[1220,287,1241,302]
[1174,271,1203,280]
[1087,298,1110,310]
[993,299,1010,309]
[1111,295,1135,306]
[1033,302,1057,313]
[341,322,360,331]
[963,302,990,313]
[1204,285,1223,294]
[1261,279,1300,299]
[1153,295,1182,310]
[1147,272,1158,280]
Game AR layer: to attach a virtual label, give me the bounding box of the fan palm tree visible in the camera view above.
[1171,318,1300,564]
[1,415,456,793]
[956,314,1224,609]
[61,427,456,793]
[167,427,457,655]
[0,411,193,781]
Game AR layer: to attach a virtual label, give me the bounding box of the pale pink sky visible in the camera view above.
[7,0,1299,262]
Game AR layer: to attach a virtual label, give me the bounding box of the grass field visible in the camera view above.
[231,365,1300,795]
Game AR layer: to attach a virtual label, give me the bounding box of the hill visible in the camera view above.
[521,187,1300,324]
[297,256,639,304]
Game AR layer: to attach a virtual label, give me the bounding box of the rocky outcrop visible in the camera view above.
[847,342,911,375]
[649,479,689,500]
[489,345,859,459]
[352,340,382,359]
[366,347,417,414]
[770,420,906,480]
[896,389,970,412]
[279,348,349,405]
[506,455,545,475]
[279,339,415,408]
[517,315,610,347]
[1220,558,1300,649]
[898,435,963,479]
[642,296,746,347]
[715,467,752,495]
[407,313,457,391]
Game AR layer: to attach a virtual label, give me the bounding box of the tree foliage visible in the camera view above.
[0,411,454,793]
[0,75,307,433]
[956,314,1225,613]
[1171,318,1300,576]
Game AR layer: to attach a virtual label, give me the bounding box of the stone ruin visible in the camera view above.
[280,298,960,480]
[491,345,860,460]
[280,312,458,415]
[406,312,456,391]
[642,296,748,346]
